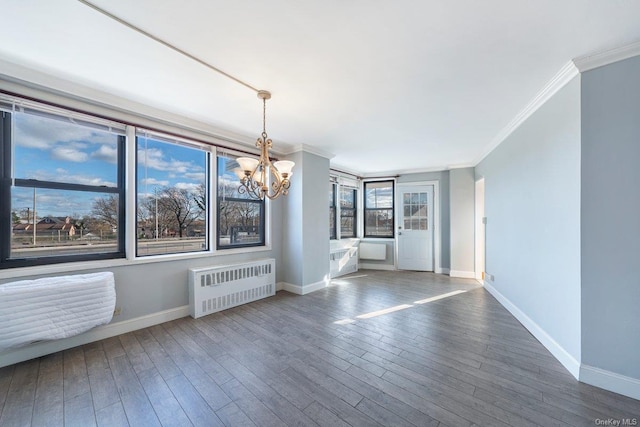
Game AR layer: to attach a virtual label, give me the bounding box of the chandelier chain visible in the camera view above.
[262,97,267,136]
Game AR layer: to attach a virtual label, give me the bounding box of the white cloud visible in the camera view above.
[31,168,116,187]
[183,172,205,181]
[14,113,117,150]
[137,148,196,173]
[51,146,89,163]
[91,144,118,164]
[140,178,169,186]
[11,188,96,218]
[175,182,200,192]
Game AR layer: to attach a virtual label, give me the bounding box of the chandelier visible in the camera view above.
[236,90,294,200]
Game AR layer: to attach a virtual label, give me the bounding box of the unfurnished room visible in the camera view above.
[0,1,639,426]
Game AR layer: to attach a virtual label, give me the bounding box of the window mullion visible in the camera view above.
[0,112,11,264]
[125,126,137,261]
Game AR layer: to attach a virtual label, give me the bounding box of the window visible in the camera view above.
[136,132,209,256]
[340,187,357,238]
[217,154,265,249]
[329,183,336,239]
[1,106,126,268]
[364,180,394,237]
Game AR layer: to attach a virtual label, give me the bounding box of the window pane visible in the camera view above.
[3,106,125,268]
[329,184,335,207]
[11,187,118,258]
[330,206,336,239]
[329,183,336,239]
[365,209,393,237]
[365,181,393,209]
[217,156,265,249]
[340,188,355,208]
[364,181,393,237]
[13,111,119,187]
[218,199,263,246]
[340,208,356,238]
[137,135,208,256]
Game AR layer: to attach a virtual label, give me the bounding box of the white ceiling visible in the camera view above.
[1,1,640,175]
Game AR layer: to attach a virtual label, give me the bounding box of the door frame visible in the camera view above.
[474,177,485,282]
[394,180,441,273]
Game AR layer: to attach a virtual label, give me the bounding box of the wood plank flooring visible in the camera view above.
[1,270,639,426]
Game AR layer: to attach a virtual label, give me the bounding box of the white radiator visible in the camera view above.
[360,242,387,260]
[0,272,116,352]
[188,258,275,319]
[330,247,358,278]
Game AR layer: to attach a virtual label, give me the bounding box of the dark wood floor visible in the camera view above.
[1,271,639,426]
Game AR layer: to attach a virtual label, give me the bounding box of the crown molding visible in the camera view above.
[331,161,476,179]
[360,165,446,178]
[281,143,335,160]
[475,60,579,166]
[573,39,640,72]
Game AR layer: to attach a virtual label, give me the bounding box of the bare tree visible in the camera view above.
[91,195,119,229]
[157,187,203,238]
[195,183,206,211]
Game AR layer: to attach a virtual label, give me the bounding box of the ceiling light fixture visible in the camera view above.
[236,91,294,200]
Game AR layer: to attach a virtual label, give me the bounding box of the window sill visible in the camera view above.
[0,245,273,281]
[361,237,395,242]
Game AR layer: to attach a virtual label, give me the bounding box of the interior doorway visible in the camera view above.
[475,178,485,282]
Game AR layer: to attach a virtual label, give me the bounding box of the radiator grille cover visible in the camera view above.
[188,258,275,319]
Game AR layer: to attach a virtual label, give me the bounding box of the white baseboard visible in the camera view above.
[484,282,580,379]
[0,305,189,368]
[449,270,476,279]
[580,364,640,400]
[359,263,396,271]
[278,279,328,295]
[437,267,450,275]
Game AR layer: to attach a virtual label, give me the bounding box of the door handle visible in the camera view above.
[398,232,402,235]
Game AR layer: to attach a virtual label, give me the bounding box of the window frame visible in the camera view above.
[0,91,277,272]
[0,110,126,269]
[135,131,211,257]
[363,179,395,239]
[339,186,357,239]
[329,182,337,240]
[216,154,266,250]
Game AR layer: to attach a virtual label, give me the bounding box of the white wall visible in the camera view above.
[282,151,330,292]
[475,76,582,376]
[581,55,640,393]
[449,167,475,277]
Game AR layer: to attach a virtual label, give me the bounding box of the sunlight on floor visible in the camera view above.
[414,290,467,304]
[333,289,469,324]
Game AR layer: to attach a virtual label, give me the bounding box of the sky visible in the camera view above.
[136,135,207,200]
[11,111,207,219]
